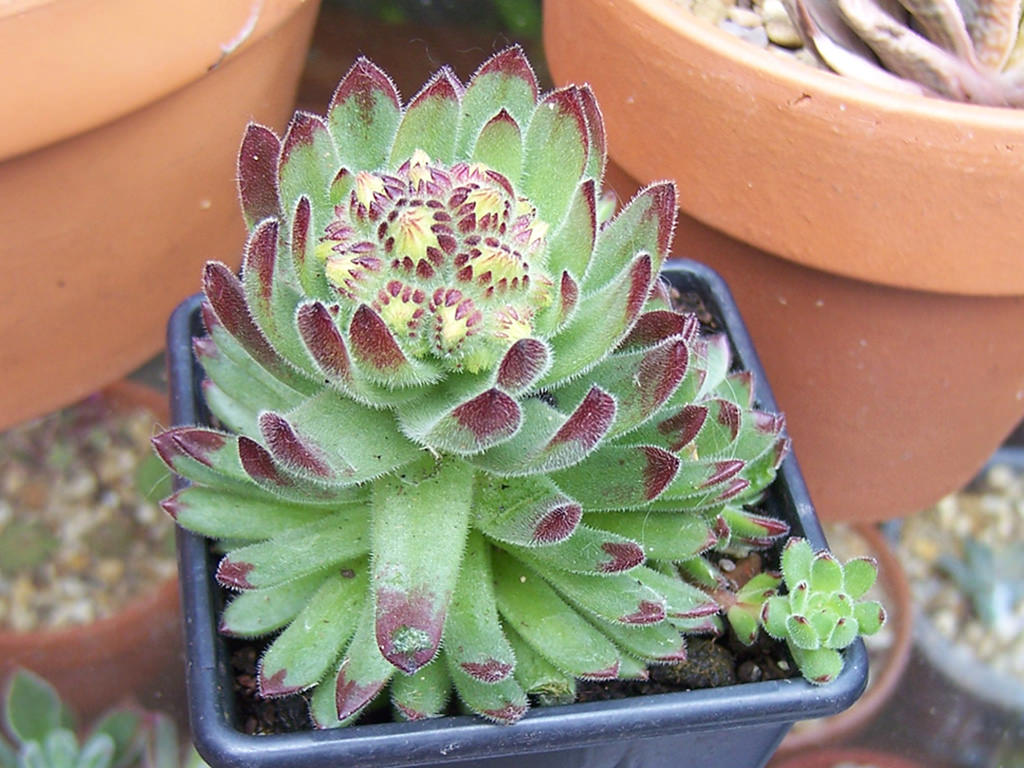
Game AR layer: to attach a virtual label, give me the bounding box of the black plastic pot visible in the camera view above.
[167,259,868,768]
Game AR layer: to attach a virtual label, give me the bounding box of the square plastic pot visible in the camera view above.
[166,259,868,768]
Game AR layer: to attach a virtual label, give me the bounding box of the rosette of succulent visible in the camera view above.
[153,47,799,728]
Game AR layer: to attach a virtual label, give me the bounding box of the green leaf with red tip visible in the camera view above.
[540,252,653,389]
[583,183,676,294]
[390,68,463,166]
[551,444,680,510]
[457,46,538,161]
[786,614,821,650]
[590,614,687,662]
[235,435,377,505]
[618,310,700,352]
[495,337,550,394]
[654,457,747,507]
[202,261,317,394]
[690,399,743,457]
[492,549,621,680]
[371,459,473,674]
[162,485,332,541]
[194,332,303,420]
[717,371,755,409]
[289,195,332,299]
[216,505,370,590]
[347,304,442,387]
[505,625,576,705]
[473,474,582,546]
[534,269,581,338]
[471,110,523,182]
[259,567,368,697]
[634,565,721,619]
[151,427,259,494]
[727,604,762,646]
[853,600,886,635]
[396,373,522,455]
[203,381,260,438]
[693,335,733,401]
[843,556,879,599]
[259,390,423,485]
[220,570,330,638]
[391,654,452,721]
[789,645,843,685]
[238,123,282,229]
[585,510,715,561]
[327,597,396,726]
[469,387,616,476]
[626,402,707,453]
[677,555,722,590]
[278,111,340,232]
[327,57,402,172]
[553,336,690,439]
[446,654,528,725]
[502,524,645,575]
[616,654,651,680]
[577,86,606,184]
[520,86,589,228]
[782,538,815,585]
[719,506,790,548]
[539,563,668,627]
[294,301,418,408]
[240,219,315,376]
[810,552,845,593]
[443,531,516,685]
[543,180,596,284]
[824,616,859,649]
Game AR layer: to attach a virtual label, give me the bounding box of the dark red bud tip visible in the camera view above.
[481,702,528,725]
[599,541,645,573]
[335,663,387,721]
[159,494,181,521]
[216,559,255,589]
[532,503,582,544]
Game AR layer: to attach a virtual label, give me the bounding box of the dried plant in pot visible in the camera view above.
[0,380,184,720]
[543,0,1024,525]
[156,48,874,767]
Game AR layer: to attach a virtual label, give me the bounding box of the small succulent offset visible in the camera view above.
[746,538,886,684]
[153,47,795,727]
[0,668,204,768]
[783,0,1024,105]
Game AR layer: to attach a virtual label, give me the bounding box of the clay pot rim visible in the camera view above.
[544,0,1024,296]
[0,380,179,657]
[1,0,314,161]
[776,524,913,753]
[633,0,1020,127]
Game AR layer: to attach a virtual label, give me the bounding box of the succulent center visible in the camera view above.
[318,150,553,372]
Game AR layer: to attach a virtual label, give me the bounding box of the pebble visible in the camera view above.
[0,398,177,631]
[762,0,803,46]
[899,460,1024,687]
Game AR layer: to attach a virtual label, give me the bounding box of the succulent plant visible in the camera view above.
[758,537,885,684]
[783,0,1024,104]
[153,47,793,727]
[0,668,203,768]
[937,537,1024,628]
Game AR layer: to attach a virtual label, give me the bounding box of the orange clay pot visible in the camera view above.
[546,1,1024,521]
[769,747,929,768]
[0,0,321,432]
[0,379,184,721]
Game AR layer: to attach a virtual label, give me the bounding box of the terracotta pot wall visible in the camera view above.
[600,164,1024,521]
[0,0,320,431]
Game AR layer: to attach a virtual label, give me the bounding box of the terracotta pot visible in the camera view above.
[544,2,1024,520]
[0,0,321,432]
[0,379,185,720]
[776,525,912,754]
[770,747,928,768]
